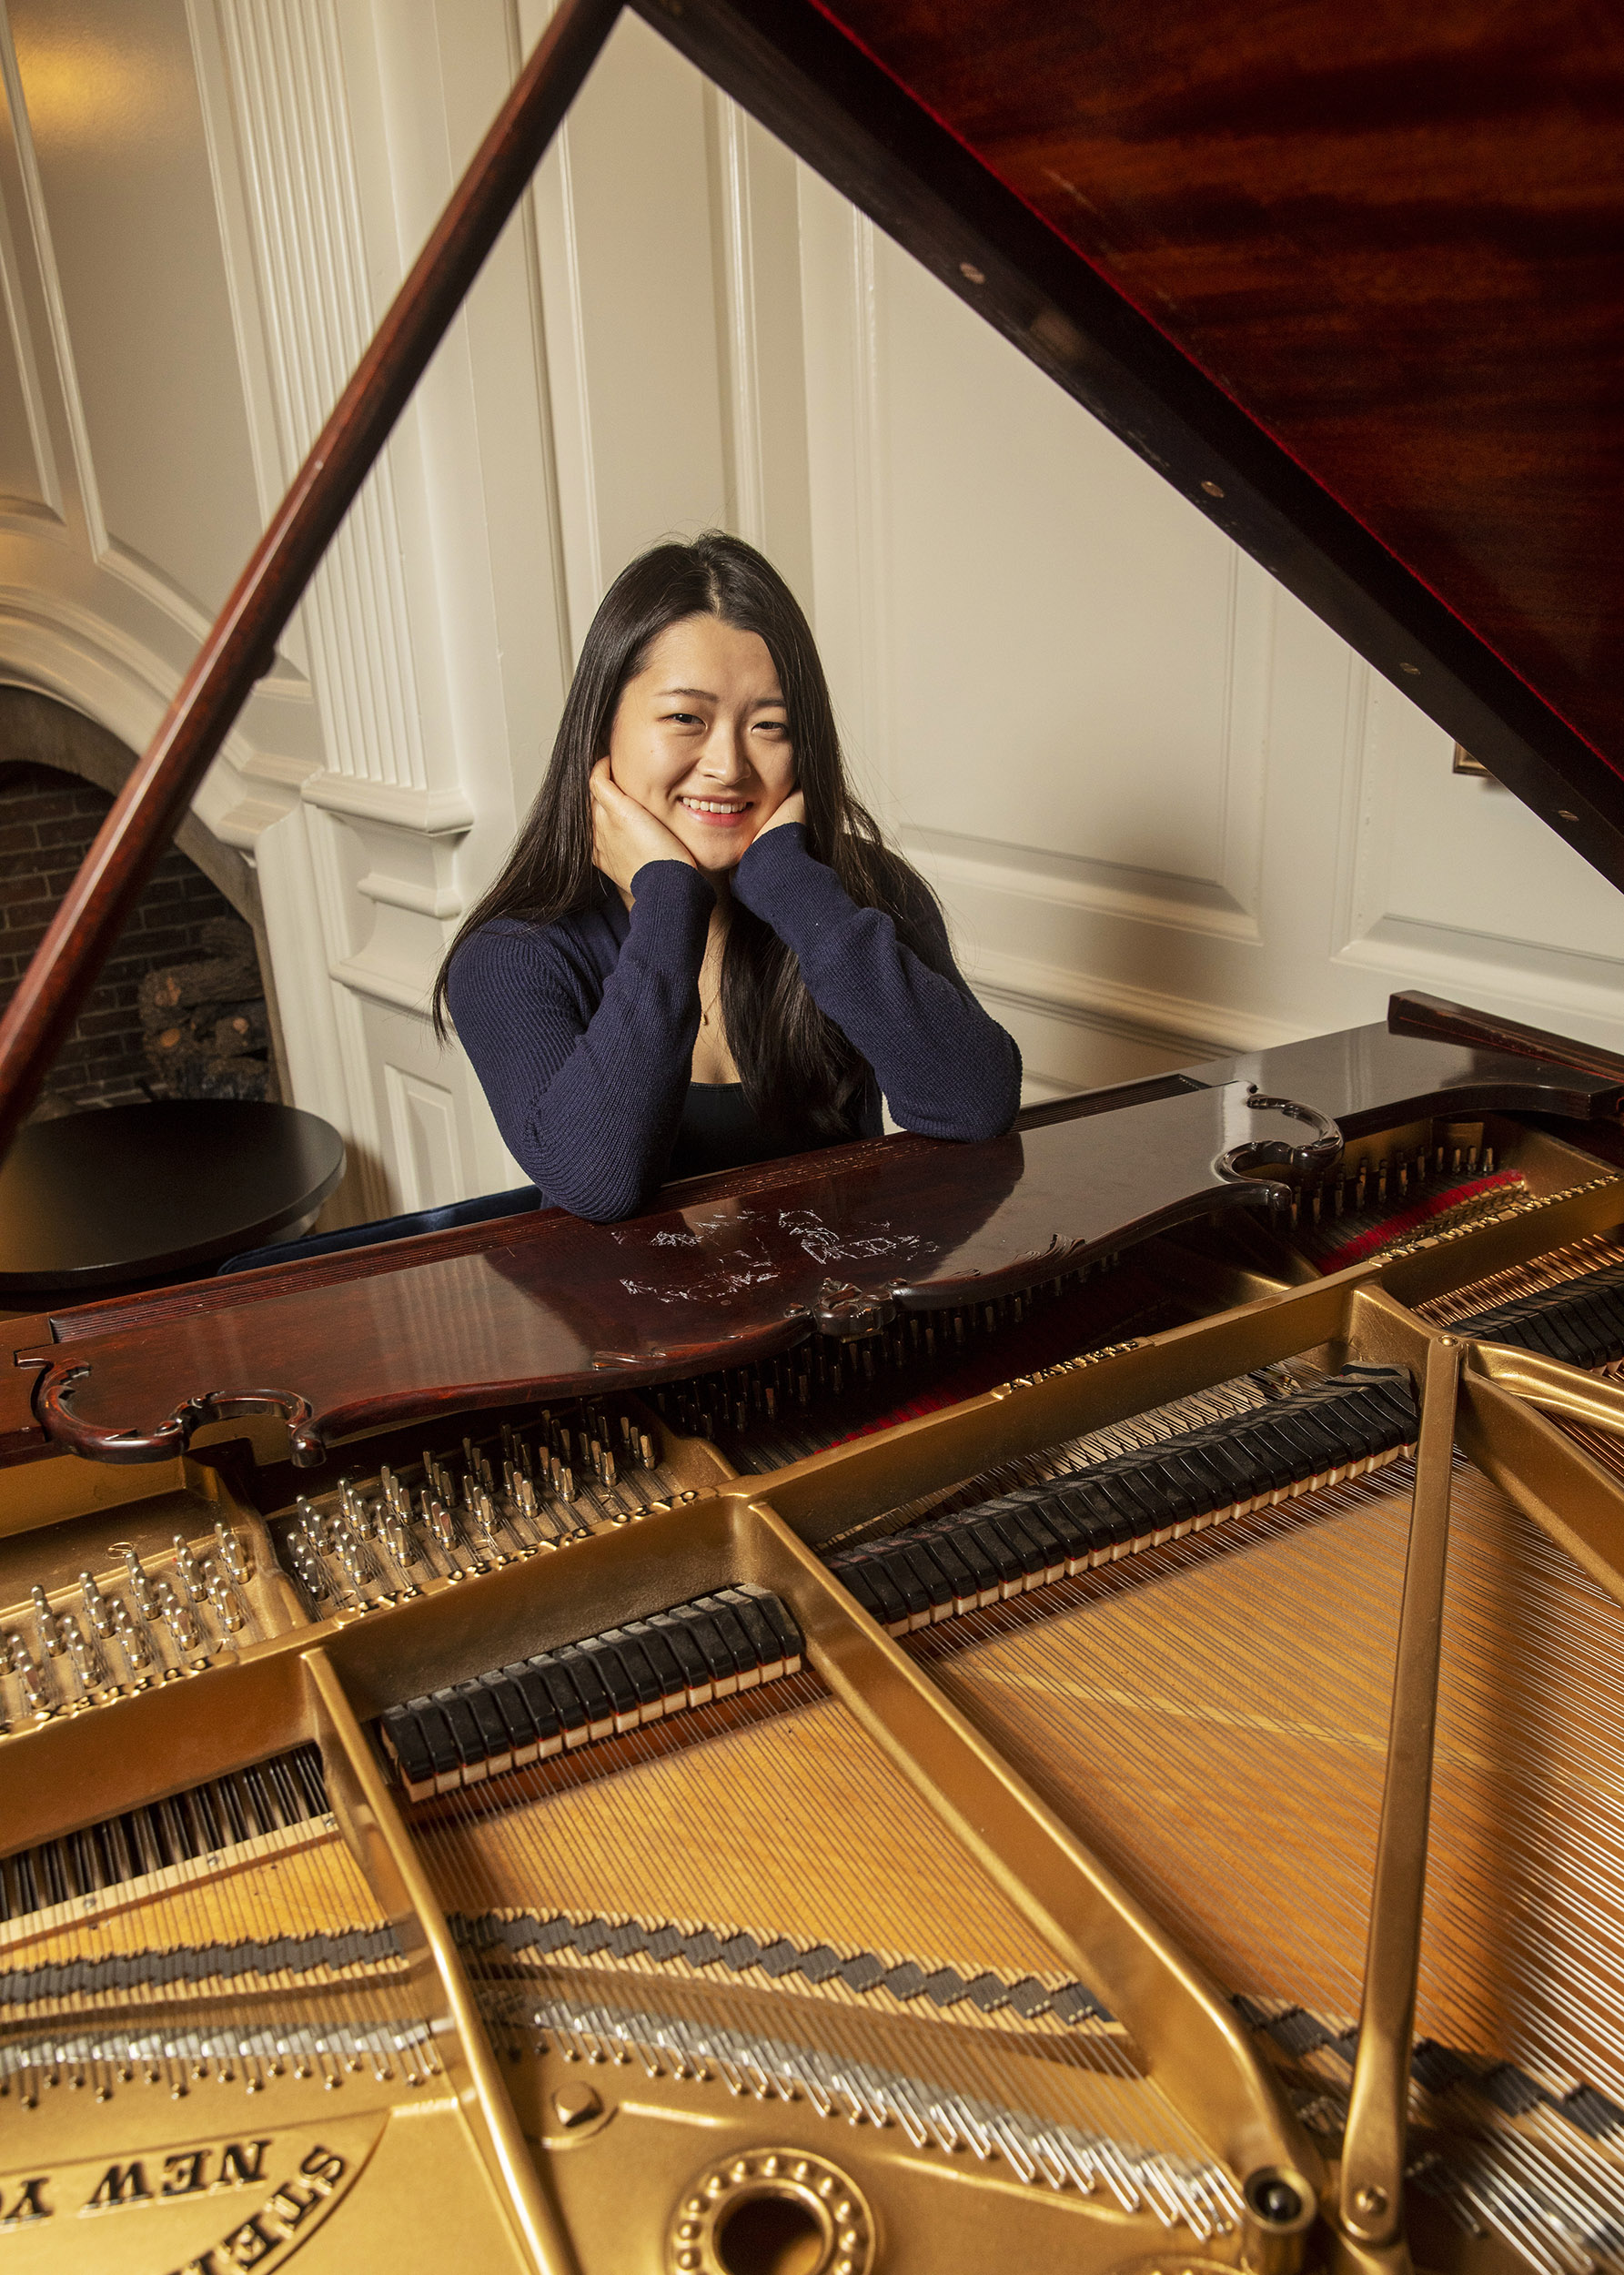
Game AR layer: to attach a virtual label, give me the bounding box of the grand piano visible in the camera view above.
[0,5,1622,2272]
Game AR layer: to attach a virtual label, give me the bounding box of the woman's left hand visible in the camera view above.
[753,789,806,839]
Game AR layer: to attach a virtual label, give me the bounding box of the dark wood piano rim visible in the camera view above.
[19,1016,1621,1346]
[20,1068,1203,1343]
[5,1006,1620,1473]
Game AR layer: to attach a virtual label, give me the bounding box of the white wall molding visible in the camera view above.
[897,554,1273,952]
[1334,919,1624,1049]
[206,788,301,852]
[530,112,600,653]
[333,949,438,1017]
[907,828,1264,945]
[1326,652,1374,960]
[0,582,316,784]
[354,871,462,922]
[215,0,429,794]
[384,1062,465,1212]
[334,798,467,931]
[1211,551,1274,925]
[0,13,96,547]
[300,794,390,1218]
[185,0,299,541]
[93,541,223,650]
[968,945,1307,1062]
[231,745,324,790]
[300,772,475,836]
[0,73,56,519]
[707,90,765,550]
[841,206,892,803]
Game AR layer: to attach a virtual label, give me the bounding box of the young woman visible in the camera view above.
[437,531,1022,1223]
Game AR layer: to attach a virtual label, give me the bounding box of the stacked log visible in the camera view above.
[139,917,276,1102]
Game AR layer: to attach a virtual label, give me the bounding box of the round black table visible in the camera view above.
[0,1101,346,1300]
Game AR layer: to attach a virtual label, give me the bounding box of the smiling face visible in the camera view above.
[605,615,796,872]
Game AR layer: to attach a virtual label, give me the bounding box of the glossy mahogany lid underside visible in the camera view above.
[816,0,1624,773]
[16,1026,1619,1465]
[640,0,1624,886]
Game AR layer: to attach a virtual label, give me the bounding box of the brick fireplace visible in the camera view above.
[0,693,282,1117]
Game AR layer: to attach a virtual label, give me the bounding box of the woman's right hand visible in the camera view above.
[590,758,696,895]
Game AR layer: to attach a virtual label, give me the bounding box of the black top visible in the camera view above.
[667,1082,808,1181]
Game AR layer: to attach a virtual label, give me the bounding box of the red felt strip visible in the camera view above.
[1314,1171,1524,1276]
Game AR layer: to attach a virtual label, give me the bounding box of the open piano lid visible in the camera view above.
[5,0,1624,1466]
[649,0,1624,885]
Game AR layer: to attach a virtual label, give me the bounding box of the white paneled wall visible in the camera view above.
[0,0,1618,1216]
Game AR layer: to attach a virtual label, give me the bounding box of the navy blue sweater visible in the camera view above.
[447,824,1022,1222]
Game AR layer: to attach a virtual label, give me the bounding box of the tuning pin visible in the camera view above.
[6,1633,50,1716]
[30,1586,65,1658]
[60,1613,103,1691]
[160,1588,204,1655]
[79,1572,116,1640]
[382,1516,421,1586]
[172,1534,204,1596]
[286,1531,327,1604]
[207,1569,246,1633]
[473,1490,508,1566]
[118,1545,160,1621]
[215,1522,248,1584]
[112,1599,151,1672]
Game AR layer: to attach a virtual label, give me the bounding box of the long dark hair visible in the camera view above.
[435,531,946,1138]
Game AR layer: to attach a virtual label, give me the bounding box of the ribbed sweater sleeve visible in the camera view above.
[731,825,1022,1141]
[446,861,711,1221]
